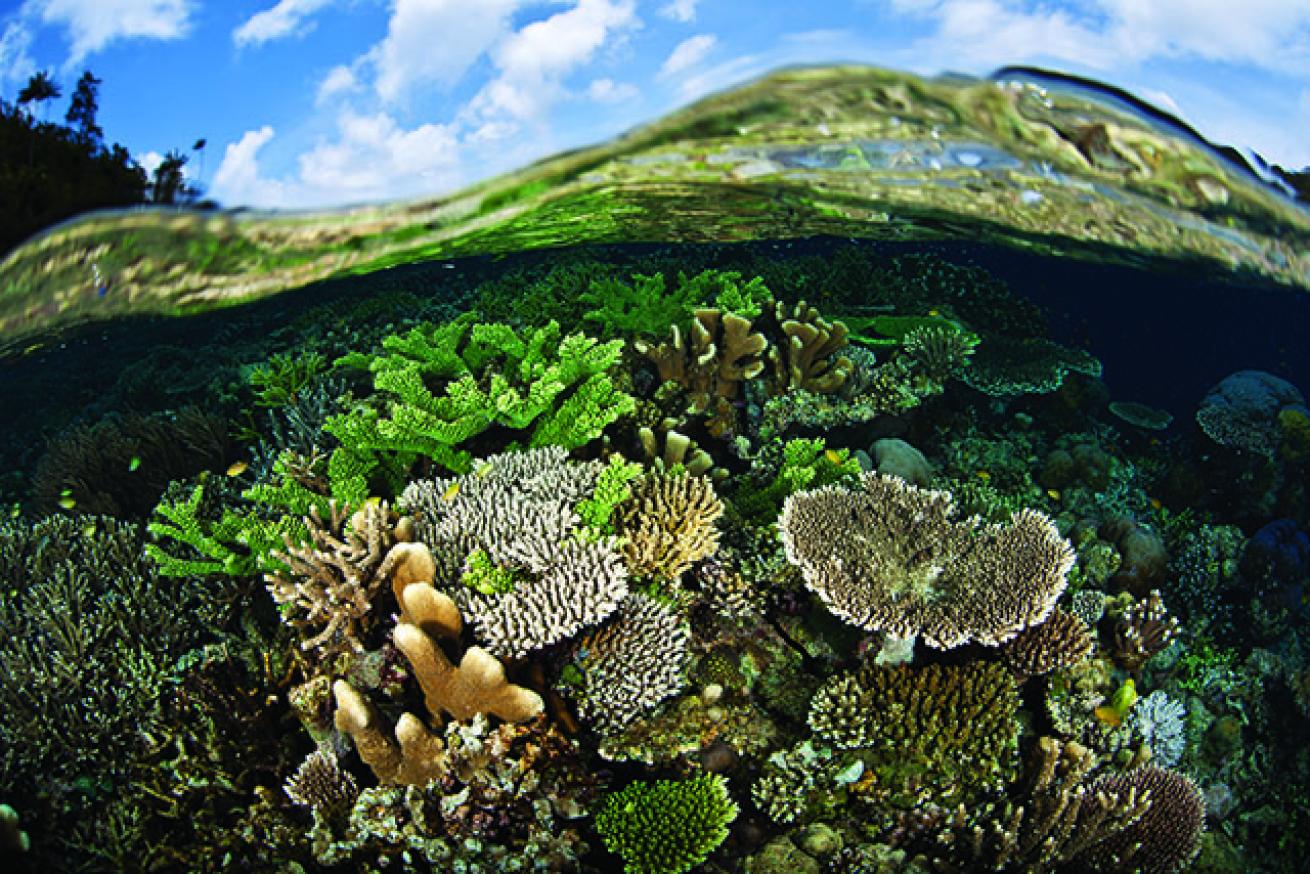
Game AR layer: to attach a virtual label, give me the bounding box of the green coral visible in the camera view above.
[581,272,705,339]
[576,454,644,534]
[146,452,332,577]
[594,774,739,874]
[843,313,974,348]
[326,319,634,495]
[460,548,520,595]
[732,437,862,524]
[246,350,327,408]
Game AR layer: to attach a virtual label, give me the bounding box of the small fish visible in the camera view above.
[824,448,844,464]
[226,460,249,477]
[1149,497,1163,511]
[1093,704,1124,727]
[128,455,142,472]
[976,470,991,481]
[928,309,940,317]
[442,481,462,501]
[474,461,495,479]
[58,495,77,511]
[1046,488,1060,500]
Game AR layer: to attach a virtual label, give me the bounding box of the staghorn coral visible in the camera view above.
[614,469,724,582]
[564,593,690,734]
[1081,766,1205,874]
[808,662,1020,805]
[265,499,396,668]
[928,736,1152,873]
[1110,589,1180,672]
[780,472,1074,648]
[999,607,1095,680]
[284,748,358,828]
[400,447,629,658]
[594,774,739,874]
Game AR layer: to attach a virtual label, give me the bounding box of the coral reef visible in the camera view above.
[999,607,1095,679]
[614,469,724,582]
[779,472,1074,648]
[594,774,738,874]
[1196,370,1307,456]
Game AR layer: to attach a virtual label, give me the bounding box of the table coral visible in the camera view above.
[779,472,1073,648]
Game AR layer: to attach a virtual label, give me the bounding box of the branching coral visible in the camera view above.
[266,500,396,667]
[400,447,629,658]
[999,607,1095,680]
[614,469,724,582]
[564,593,690,734]
[765,297,854,395]
[594,774,738,874]
[1111,589,1179,672]
[780,472,1074,648]
[808,662,1020,804]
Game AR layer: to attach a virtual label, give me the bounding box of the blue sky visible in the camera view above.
[2,0,1309,210]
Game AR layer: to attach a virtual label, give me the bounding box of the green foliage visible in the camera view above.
[843,313,974,348]
[580,269,733,338]
[145,452,333,577]
[594,774,738,874]
[325,319,634,491]
[576,455,643,534]
[732,437,862,524]
[460,548,519,595]
[246,351,326,408]
[702,270,772,319]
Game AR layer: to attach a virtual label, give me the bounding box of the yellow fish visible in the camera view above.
[976,470,991,481]
[1149,497,1163,511]
[226,460,249,477]
[1046,488,1060,500]
[442,481,462,501]
[475,462,495,478]
[58,495,77,510]
[824,449,843,464]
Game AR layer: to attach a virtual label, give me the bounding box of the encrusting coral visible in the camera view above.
[779,472,1074,648]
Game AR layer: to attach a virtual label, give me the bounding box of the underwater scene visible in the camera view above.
[3,46,1310,874]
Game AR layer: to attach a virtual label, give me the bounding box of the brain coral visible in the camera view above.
[779,472,1074,648]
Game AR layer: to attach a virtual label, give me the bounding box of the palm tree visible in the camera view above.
[17,71,61,123]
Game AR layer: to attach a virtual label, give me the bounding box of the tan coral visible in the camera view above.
[635,308,766,409]
[615,471,724,581]
[395,581,544,723]
[767,298,854,394]
[332,679,449,785]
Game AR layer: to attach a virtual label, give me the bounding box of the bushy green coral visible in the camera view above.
[594,774,738,874]
[701,270,772,319]
[326,319,634,496]
[576,455,644,534]
[246,350,327,408]
[460,548,520,595]
[146,451,332,577]
[732,437,862,524]
[581,272,706,338]
[843,313,974,348]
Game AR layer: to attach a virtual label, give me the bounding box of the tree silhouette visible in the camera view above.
[17,71,61,123]
[150,149,197,204]
[65,70,103,144]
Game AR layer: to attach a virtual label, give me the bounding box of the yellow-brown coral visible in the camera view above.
[615,471,724,581]
[766,298,853,395]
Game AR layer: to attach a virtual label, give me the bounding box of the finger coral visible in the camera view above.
[779,472,1074,648]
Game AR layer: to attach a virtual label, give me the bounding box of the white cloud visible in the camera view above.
[587,76,637,102]
[461,0,638,140]
[317,63,359,103]
[659,0,697,23]
[0,16,36,84]
[883,0,1310,75]
[374,0,520,102]
[210,114,463,209]
[36,0,193,67]
[659,33,715,77]
[211,126,291,207]
[233,0,335,48]
[138,149,163,177]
